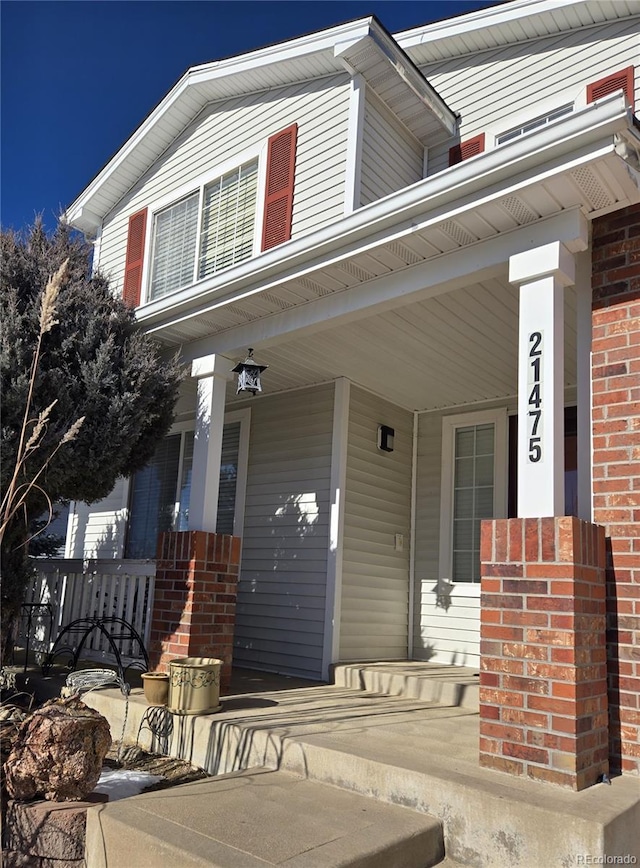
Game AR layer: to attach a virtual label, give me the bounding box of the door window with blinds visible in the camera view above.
[439,409,507,585]
[125,421,244,558]
[149,159,259,300]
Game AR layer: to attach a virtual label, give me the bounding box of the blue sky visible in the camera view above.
[1,0,495,232]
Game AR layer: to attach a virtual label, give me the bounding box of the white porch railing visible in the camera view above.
[21,559,156,670]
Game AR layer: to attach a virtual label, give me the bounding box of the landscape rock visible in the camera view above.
[3,793,108,864]
[3,696,111,801]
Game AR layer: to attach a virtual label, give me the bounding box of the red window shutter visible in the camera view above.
[587,66,635,109]
[449,133,485,167]
[261,124,297,252]
[123,208,147,307]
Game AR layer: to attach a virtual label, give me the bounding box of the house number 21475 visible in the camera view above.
[528,331,542,462]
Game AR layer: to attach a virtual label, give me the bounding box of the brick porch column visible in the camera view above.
[479,516,608,790]
[591,202,640,775]
[149,530,240,691]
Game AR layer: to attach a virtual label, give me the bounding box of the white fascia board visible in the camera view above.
[188,17,373,80]
[136,94,636,330]
[65,17,373,228]
[396,0,611,49]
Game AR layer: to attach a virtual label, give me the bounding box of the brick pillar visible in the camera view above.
[479,516,608,790]
[592,203,640,776]
[149,531,240,691]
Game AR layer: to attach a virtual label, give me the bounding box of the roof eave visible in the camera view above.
[137,94,639,336]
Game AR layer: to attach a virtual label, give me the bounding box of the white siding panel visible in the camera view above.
[360,91,424,206]
[65,479,128,559]
[413,400,516,668]
[98,75,350,297]
[339,387,413,662]
[234,384,334,679]
[422,20,640,175]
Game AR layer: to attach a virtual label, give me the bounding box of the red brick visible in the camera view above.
[483,563,524,578]
[502,675,548,695]
[480,520,494,563]
[481,594,523,609]
[527,695,577,715]
[479,703,501,720]
[503,742,548,764]
[501,610,548,627]
[501,708,548,728]
[479,755,524,776]
[526,766,575,788]
[525,518,539,562]
[480,723,525,742]
[503,643,549,660]
[481,657,524,675]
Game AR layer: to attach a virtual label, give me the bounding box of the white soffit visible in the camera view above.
[396,0,640,64]
[334,23,456,144]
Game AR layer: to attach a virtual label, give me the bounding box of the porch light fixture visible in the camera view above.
[232,348,268,395]
[377,424,395,453]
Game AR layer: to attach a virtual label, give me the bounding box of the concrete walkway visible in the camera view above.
[79,663,639,867]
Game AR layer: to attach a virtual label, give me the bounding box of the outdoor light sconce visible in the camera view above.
[232,348,268,396]
[377,424,395,452]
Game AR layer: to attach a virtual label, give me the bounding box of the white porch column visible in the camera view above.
[510,242,576,518]
[188,354,233,532]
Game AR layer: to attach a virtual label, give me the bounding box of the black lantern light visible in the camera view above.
[232,348,268,395]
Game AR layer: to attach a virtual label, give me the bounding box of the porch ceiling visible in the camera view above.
[220,276,578,414]
[157,97,637,415]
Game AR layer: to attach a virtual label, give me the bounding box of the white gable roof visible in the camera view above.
[65,16,455,234]
[66,0,640,235]
[397,0,640,64]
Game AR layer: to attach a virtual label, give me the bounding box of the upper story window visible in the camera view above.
[121,124,297,308]
[149,159,259,300]
[496,104,573,146]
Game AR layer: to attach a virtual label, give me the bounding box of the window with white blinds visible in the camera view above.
[125,421,244,558]
[199,162,258,279]
[150,194,199,299]
[452,423,495,583]
[148,159,259,300]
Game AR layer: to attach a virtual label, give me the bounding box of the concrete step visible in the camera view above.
[84,675,639,867]
[271,718,639,868]
[333,662,480,711]
[85,767,444,868]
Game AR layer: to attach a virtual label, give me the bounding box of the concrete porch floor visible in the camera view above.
[8,657,638,866]
[67,661,640,868]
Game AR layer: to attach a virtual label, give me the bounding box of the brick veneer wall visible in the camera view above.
[149,531,240,691]
[592,203,640,775]
[479,517,608,790]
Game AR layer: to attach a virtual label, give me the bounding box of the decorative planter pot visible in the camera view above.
[168,657,223,715]
[141,672,170,706]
